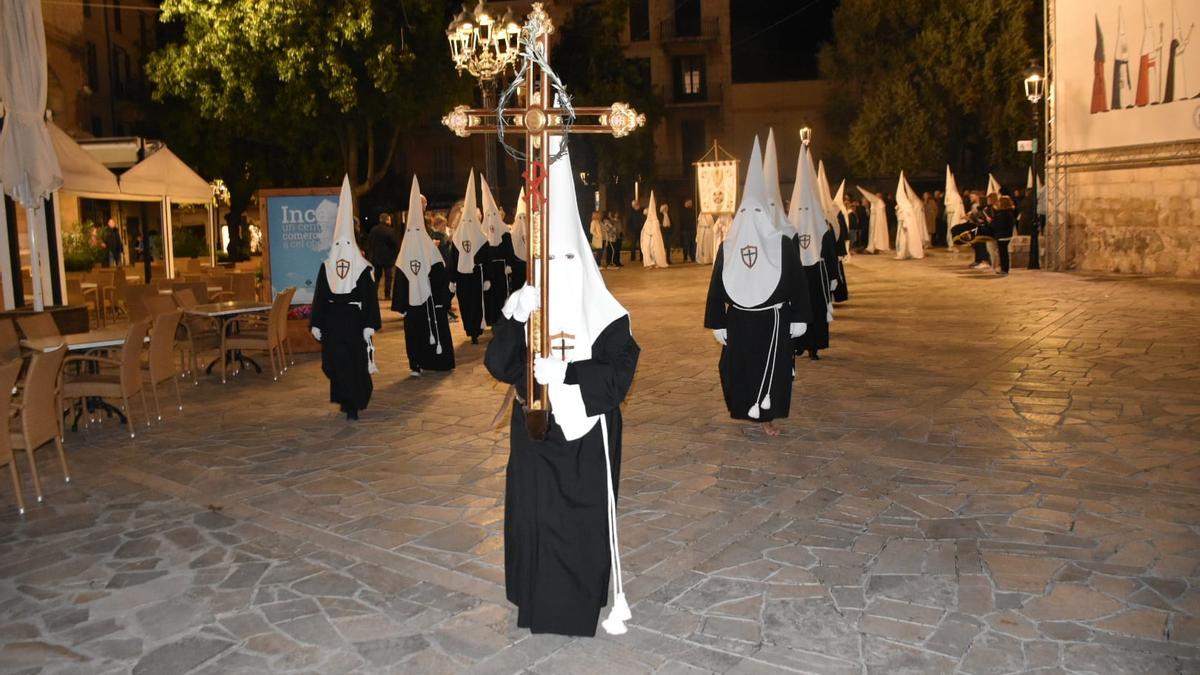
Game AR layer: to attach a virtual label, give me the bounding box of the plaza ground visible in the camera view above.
[1,250,1199,674]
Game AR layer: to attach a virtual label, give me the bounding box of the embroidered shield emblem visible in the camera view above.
[409,260,421,275]
[798,233,811,250]
[740,245,758,268]
[335,259,350,279]
[462,240,472,253]
[712,190,724,208]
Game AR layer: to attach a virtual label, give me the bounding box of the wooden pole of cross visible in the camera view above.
[443,2,645,440]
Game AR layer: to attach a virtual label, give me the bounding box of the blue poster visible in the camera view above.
[264,191,340,304]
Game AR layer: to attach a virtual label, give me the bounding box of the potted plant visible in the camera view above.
[286,304,320,353]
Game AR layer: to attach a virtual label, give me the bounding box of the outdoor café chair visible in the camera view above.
[10,346,69,503]
[63,319,152,439]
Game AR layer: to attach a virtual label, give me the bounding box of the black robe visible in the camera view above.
[485,315,640,636]
[310,265,381,413]
[832,215,850,303]
[449,246,488,339]
[483,234,517,325]
[391,261,456,372]
[795,228,838,355]
[705,237,809,422]
[509,254,528,292]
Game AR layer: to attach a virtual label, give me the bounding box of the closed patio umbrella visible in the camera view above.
[0,0,61,311]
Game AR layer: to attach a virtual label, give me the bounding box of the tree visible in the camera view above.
[552,0,664,190]
[819,0,1039,181]
[148,0,466,199]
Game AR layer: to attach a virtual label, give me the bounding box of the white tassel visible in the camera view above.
[435,342,443,355]
[826,308,833,323]
[602,597,630,635]
[748,403,760,419]
[761,394,772,411]
[429,332,436,345]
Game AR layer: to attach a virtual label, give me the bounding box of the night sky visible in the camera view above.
[730,0,838,82]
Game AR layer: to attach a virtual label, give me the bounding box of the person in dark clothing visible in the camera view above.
[102,218,123,267]
[367,213,401,300]
[982,195,1016,274]
[678,198,697,262]
[884,193,899,246]
[626,199,644,262]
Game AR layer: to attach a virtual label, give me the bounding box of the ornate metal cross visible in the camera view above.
[443,2,644,440]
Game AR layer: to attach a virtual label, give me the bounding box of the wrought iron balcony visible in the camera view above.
[659,16,720,43]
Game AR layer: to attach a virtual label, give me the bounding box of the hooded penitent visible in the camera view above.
[833,180,850,227]
[762,128,794,236]
[723,138,783,308]
[453,171,488,274]
[945,165,968,249]
[639,191,668,267]
[325,175,372,295]
[987,173,1002,198]
[397,175,443,306]
[817,160,841,240]
[894,171,926,260]
[480,174,506,248]
[786,144,829,267]
[857,186,891,253]
[511,187,528,262]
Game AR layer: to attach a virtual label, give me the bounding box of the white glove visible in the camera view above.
[311,327,322,341]
[533,356,568,385]
[502,285,540,323]
[830,279,839,291]
[483,280,492,291]
[505,266,513,275]
[448,282,456,293]
[790,322,807,337]
[363,327,375,340]
[712,329,727,345]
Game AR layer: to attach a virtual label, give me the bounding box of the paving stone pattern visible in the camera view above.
[1,252,1198,674]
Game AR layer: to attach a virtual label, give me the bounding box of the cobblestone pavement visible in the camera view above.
[2,251,1199,674]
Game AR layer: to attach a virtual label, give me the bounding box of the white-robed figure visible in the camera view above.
[450,171,489,343]
[391,176,454,375]
[695,212,716,264]
[485,133,641,637]
[945,165,968,250]
[639,191,669,268]
[705,138,809,437]
[788,143,839,359]
[309,175,381,420]
[893,171,926,260]
[857,186,891,253]
[509,187,528,291]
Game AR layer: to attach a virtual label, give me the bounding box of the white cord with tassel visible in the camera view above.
[598,417,631,635]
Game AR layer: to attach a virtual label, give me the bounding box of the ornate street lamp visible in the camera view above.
[1024,61,1045,269]
[799,125,812,147]
[447,0,522,184]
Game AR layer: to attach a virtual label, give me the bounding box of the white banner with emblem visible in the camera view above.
[696,160,738,215]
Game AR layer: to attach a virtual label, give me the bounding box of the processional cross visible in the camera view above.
[443,2,645,440]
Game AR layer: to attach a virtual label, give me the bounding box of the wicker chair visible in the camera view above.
[63,319,152,438]
[172,288,220,383]
[143,310,183,420]
[16,313,59,340]
[1,359,27,514]
[10,346,69,503]
[0,319,21,361]
[223,293,287,381]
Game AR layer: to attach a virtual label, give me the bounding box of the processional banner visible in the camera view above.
[696,160,738,215]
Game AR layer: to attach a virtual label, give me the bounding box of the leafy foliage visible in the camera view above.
[62,222,106,272]
[819,0,1039,179]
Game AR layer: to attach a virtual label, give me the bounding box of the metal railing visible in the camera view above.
[659,17,719,42]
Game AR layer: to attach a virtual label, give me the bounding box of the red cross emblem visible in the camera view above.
[523,160,547,207]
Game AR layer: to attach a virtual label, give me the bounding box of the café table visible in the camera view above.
[184,300,272,383]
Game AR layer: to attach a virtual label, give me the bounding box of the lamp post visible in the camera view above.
[447,0,521,186]
[1024,61,1045,270]
[799,125,812,147]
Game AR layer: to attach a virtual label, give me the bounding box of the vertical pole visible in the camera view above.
[482,79,499,187]
[0,193,12,310]
[26,207,45,311]
[1029,102,1041,270]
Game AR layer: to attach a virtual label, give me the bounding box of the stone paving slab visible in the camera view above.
[1,251,1199,674]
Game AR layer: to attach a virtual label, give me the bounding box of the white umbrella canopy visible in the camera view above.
[0,0,61,310]
[119,146,212,203]
[47,122,120,197]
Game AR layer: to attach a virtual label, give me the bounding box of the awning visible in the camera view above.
[47,121,121,198]
[119,146,211,203]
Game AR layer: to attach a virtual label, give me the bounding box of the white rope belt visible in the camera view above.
[731,302,782,418]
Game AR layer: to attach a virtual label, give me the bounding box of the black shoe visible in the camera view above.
[471,335,479,344]
[808,350,820,361]
[346,409,358,420]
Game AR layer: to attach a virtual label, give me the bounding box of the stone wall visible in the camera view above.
[1054,154,1200,278]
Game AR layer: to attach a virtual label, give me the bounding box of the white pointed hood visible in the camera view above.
[544,132,628,442]
[817,160,841,238]
[762,128,793,235]
[833,180,849,223]
[396,175,443,306]
[324,175,372,293]
[644,191,662,232]
[857,185,891,253]
[511,187,528,262]
[987,173,1002,197]
[786,144,830,267]
[723,138,783,307]
[894,171,926,259]
[945,165,968,229]
[480,175,506,247]
[453,171,487,274]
